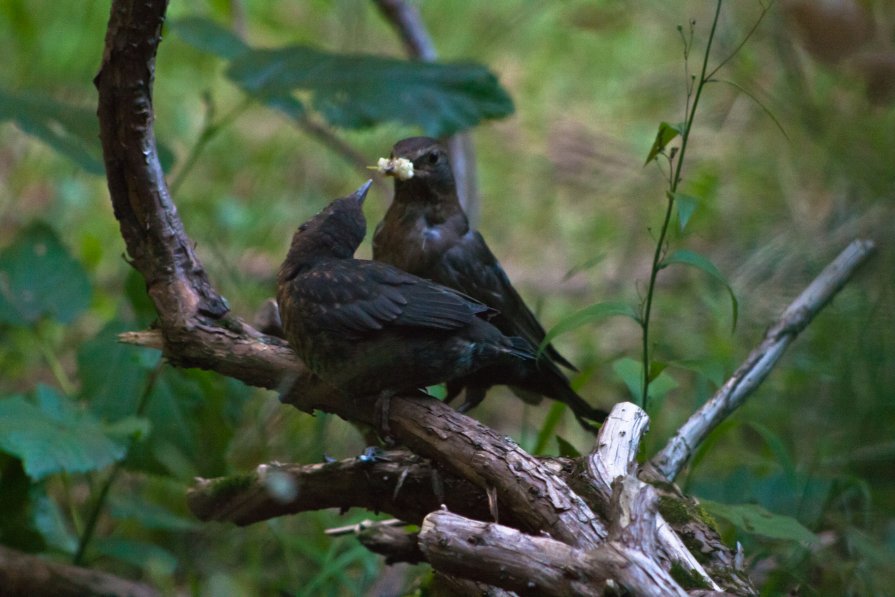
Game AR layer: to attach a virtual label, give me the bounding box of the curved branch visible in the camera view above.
[649,239,877,481]
[0,546,158,597]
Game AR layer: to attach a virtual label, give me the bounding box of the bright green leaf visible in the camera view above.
[668,358,726,389]
[540,301,638,356]
[0,387,128,480]
[672,192,700,232]
[644,121,682,165]
[0,222,92,325]
[699,499,818,544]
[660,248,738,331]
[612,357,679,408]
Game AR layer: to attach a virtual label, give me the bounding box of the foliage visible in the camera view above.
[0,1,892,594]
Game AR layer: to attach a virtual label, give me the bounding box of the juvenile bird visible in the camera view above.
[373,137,607,430]
[276,180,535,404]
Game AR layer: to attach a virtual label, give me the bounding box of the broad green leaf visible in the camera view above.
[532,403,565,455]
[0,87,103,174]
[31,490,78,553]
[226,45,513,137]
[170,17,248,60]
[539,301,638,355]
[644,121,683,165]
[612,357,679,408]
[0,387,129,480]
[672,192,700,232]
[699,499,817,544]
[0,221,92,325]
[660,248,738,331]
[555,435,581,458]
[170,18,304,121]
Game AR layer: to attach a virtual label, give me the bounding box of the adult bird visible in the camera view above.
[373,137,606,430]
[276,180,535,407]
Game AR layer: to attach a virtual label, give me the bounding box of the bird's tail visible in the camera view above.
[505,335,537,361]
[528,361,608,432]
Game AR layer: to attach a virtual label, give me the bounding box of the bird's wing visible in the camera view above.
[437,231,577,369]
[294,261,488,335]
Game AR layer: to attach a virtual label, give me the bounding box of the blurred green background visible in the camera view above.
[1,0,893,594]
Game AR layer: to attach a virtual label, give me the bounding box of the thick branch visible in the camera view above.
[187,451,501,527]
[649,239,877,481]
[0,545,158,597]
[419,484,688,597]
[588,403,720,591]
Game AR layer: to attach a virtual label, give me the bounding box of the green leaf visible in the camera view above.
[539,301,638,356]
[612,357,679,408]
[226,45,514,137]
[171,18,306,121]
[555,435,581,458]
[644,121,682,165]
[659,249,738,331]
[0,86,103,174]
[699,499,818,544]
[0,387,129,480]
[672,192,700,232]
[746,421,795,478]
[0,221,92,325]
[170,17,248,60]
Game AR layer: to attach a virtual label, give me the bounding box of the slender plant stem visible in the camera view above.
[640,1,722,407]
[72,360,164,566]
[33,323,77,396]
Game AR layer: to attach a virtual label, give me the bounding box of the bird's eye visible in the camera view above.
[427,151,440,164]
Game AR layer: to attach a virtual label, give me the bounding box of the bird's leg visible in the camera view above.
[457,385,487,413]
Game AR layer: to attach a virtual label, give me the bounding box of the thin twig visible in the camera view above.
[649,239,877,481]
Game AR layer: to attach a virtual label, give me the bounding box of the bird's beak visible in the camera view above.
[353,179,373,205]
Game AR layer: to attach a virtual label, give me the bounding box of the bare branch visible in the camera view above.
[649,239,877,481]
[419,494,688,597]
[0,545,158,597]
[587,403,720,590]
[187,451,500,527]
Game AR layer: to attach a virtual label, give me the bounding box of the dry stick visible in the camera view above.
[372,0,480,221]
[588,403,720,591]
[649,239,877,481]
[419,481,688,597]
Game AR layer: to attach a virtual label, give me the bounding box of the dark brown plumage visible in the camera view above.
[373,137,607,430]
[276,180,535,401]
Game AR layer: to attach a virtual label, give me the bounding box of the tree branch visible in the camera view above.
[418,480,689,597]
[187,450,500,528]
[649,239,877,481]
[0,545,158,597]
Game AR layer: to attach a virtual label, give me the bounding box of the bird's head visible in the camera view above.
[285,180,372,268]
[382,137,455,196]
